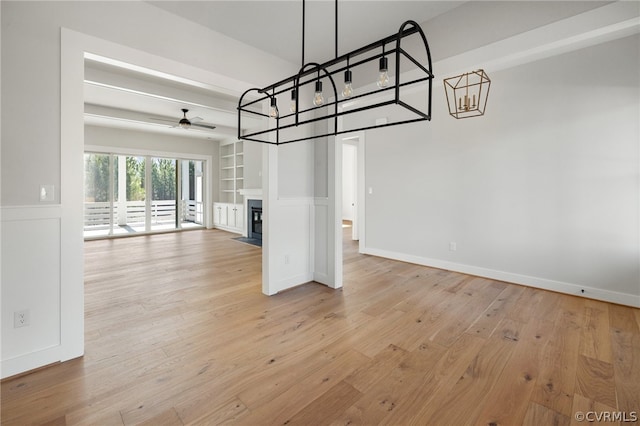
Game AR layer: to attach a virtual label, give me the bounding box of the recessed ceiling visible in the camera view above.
[84,54,262,142]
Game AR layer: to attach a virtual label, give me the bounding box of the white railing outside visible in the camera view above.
[84,200,203,231]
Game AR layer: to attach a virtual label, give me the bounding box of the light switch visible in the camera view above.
[40,185,54,202]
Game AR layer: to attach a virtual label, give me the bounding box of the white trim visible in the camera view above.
[1,205,62,221]
[276,197,315,206]
[271,273,315,294]
[239,188,263,198]
[329,135,343,289]
[84,146,213,229]
[1,205,65,378]
[436,4,640,80]
[347,2,640,105]
[363,247,640,308]
[56,26,261,379]
[85,144,212,162]
[60,28,85,365]
[1,347,62,380]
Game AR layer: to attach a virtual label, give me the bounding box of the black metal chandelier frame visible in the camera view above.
[237,0,434,145]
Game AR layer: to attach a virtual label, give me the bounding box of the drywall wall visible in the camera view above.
[1,0,298,378]
[243,140,263,190]
[342,143,357,221]
[1,0,294,207]
[354,34,640,305]
[85,125,218,158]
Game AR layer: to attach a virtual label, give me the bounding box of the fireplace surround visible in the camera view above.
[247,199,262,241]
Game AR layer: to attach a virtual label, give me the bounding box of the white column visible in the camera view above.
[195,161,203,224]
[117,155,127,226]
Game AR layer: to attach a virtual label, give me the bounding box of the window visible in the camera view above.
[83,153,205,238]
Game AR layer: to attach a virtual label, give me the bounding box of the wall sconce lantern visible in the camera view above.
[444,69,491,119]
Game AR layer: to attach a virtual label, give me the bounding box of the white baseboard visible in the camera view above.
[1,346,62,380]
[363,247,640,308]
[212,224,243,235]
[274,273,315,294]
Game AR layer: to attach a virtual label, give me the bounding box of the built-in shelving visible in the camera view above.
[215,140,244,233]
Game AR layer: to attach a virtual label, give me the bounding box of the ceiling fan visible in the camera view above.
[151,109,217,130]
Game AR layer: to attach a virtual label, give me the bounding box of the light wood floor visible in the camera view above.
[2,227,639,425]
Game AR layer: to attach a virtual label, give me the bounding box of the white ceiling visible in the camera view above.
[147,1,466,65]
[85,1,466,141]
[84,56,247,142]
[84,1,628,142]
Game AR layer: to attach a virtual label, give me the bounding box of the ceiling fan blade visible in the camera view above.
[192,123,217,130]
[190,116,203,123]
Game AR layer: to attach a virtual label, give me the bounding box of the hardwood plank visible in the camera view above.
[404,318,524,425]
[609,308,640,416]
[579,301,613,363]
[474,318,555,426]
[2,228,638,426]
[569,393,617,426]
[530,296,583,417]
[176,397,247,425]
[428,277,507,347]
[283,380,362,426]
[137,407,183,426]
[343,344,408,393]
[377,333,486,425]
[466,283,525,339]
[236,349,369,425]
[574,355,616,408]
[522,402,570,426]
[336,341,447,425]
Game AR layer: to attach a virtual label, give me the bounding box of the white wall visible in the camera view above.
[243,140,263,190]
[1,1,296,378]
[262,126,318,294]
[357,34,640,306]
[342,143,357,221]
[1,1,294,206]
[85,125,218,157]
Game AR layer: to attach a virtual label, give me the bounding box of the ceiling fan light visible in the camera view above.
[179,108,191,129]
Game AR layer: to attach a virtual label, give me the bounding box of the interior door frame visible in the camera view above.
[338,131,366,254]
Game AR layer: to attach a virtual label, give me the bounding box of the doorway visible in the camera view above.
[342,141,358,241]
[83,153,205,238]
[339,132,365,253]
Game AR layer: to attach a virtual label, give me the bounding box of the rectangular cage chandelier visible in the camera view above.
[237,0,434,145]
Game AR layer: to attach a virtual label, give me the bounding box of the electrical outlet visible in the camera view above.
[449,242,457,251]
[14,310,30,328]
[284,254,290,265]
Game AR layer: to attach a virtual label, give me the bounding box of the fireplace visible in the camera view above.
[247,199,262,241]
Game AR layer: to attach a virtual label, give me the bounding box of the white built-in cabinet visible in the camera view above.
[213,203,244,230]
[214,141,244,233]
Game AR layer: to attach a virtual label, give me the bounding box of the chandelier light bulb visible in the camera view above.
[342,70,353,98]
[377,57,389,88]
[269,97,279,118]
[290,89,297,113]
[313,81,324,107]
